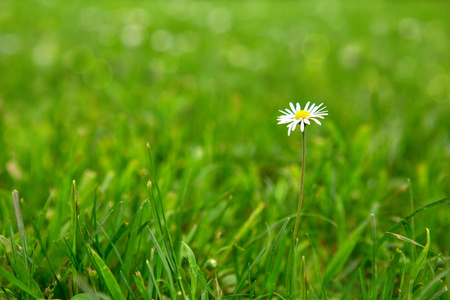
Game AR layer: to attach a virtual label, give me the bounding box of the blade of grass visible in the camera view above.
[381,248,402,299]
[267,240,287,298]
[287,230,295,299]
[248,264,253,300]
[119,271,134,298]
[8,222,18,272]
[104,221,129,259]
[398,250,407,298]
[181,242,198,299]
[146,259,163,300]
[246,213,337,247]
[418,269,450,299]
[232,244,241,284]
[408,228,430,300]
[262,218,290,294]
[302,255,308,299]
[429,286,448,300]
[87,245,126,300]
[6,222,42,298]
[408,178,416,261]
[380,198,447,258]
[147,144,187,299]
[343,197,450,298]
[147,226,176,300]
[63,236,80,271]
[134,272,151,300]
[175,170,191,263]
[71,181,78,260]
[146,183,177,274]
[324,211,372,283]
[293,239,299,299]
[12,190,28,269]
[181,242,214,296]
[89,201,124,245]
[232,223,270,298]
[307,233,327,300]
[371,214,377,300]
[386,232,425,248]
[71,293,110,300]
[122,203,143,283]
[234,202,265,244]
[93,185,100,253]
[233,224,270,299]
[0,266,42,299]
[359,268,368,300]
[215,275,222,300]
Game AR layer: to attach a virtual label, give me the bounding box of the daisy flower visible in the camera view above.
[277,101,328,135]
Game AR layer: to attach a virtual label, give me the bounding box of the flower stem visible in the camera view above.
[286,130,306,299]
[293,130,306,241]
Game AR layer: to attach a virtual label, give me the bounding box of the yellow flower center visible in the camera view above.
[295,110,310,119]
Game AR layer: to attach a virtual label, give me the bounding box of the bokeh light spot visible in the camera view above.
[32,41,58,67]
[416,64,446,94]
[78,7,104,32]
[427,74,448,96]
[121,25,144,48]
[339,44,362,69]
[208,8,232,34]
[82,59,113,89]
[64,45,95,74]
[398,18,421,41]
[171,32,200,56]
[151,30,173,52]
[302,34,331,63]
[227,45,251,68]
[97,24,117,46]
[370,18,390,36]
[394,57,417,80]
[424,20,447,51]
[122,8,150,27]
[0,34,22,56]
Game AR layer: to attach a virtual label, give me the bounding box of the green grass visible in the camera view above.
[1,0,450,299]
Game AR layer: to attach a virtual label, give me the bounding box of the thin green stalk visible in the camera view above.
[293,130,306,241]
[408,178,416,262]
[287,130,306,299]
[371,214,377,299]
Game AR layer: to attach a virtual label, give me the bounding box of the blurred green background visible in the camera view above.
[0,0,449,296]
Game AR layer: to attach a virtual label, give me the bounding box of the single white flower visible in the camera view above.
[277,101,328,135]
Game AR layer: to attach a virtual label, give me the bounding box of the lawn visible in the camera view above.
[0,0,449,299]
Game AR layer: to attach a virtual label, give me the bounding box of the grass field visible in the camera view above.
[1,0,450,299]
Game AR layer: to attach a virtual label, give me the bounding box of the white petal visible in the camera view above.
[290,102,296,112]
[278,117,294,123]
[304,101,311,111]
[285,108,294,115]
[278,114,293,119]
[313,113,328,118]
[310,104,322,114]
[300,120,305,132]
[310,103,324,114]
[292,121,297,131]
[287,123,293,136]
[314,107,327,114]
[279,115,294,120]
[279,110,290,115]
[314,110,328,115]
[309,118,322,125]
[308,103,316,113]
[296,102,301,111]
[304,119,310,125]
